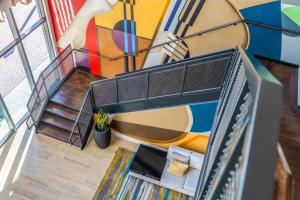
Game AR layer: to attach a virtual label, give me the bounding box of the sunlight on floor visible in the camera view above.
[0,121,138,199]
[12,128,34,183]
[0,144,5,158]
[0,125,26,191]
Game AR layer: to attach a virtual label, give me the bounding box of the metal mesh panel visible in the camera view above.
[183,58,229,93]
[31,98,47,122]
[26,115,34,129]
[36,76,44,92]
[42,60,57,78]
[26,45,74,129]
[26,88,38,129]
[117,73,148,103]
[44,71,60,95]
[52,45,72,72]
[42,46,73,81]
[26,77,48,128]
[92,79,117,106]
[27,89,38,111]
[148,67,185,98]
[59,51,74,77]
[77,91,93,140]
[73,50,91,71]
[38,83,48,101]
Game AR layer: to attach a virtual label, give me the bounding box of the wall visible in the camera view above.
[46,0,300,152]
[47,0,300,72]
[110,101,218,153]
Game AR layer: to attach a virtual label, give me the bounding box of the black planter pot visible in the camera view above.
[93,125,111,149]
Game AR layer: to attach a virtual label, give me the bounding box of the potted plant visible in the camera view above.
[93,110,111,148]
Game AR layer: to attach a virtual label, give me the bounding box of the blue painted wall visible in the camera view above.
[241,1,282,61]
[189,101,218,133]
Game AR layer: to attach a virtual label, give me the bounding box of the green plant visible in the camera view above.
[95,110,110,132]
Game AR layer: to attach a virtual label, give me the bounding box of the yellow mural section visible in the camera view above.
[95,0,170,39]
[151,133,209,154]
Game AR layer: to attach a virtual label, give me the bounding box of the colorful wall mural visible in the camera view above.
[47,0,300,73]
[47,0,300,152]
[110,101,218,153]
[240,0,300,64]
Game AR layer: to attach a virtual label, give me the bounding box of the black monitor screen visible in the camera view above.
[130,144,167,181]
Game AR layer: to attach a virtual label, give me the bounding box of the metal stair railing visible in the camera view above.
[26,45,75,130]
[69,88,94,149]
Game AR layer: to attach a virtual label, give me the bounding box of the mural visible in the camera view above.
[240,0,300,64]
[144,0,249,67]
[48,0,300,71]
[48,0,169,76]
[110,101,218,153]
[47,0,300,152]
[94,0,170,77]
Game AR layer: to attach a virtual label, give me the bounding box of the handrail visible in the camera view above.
[74,20,243,61]
[74,19,300,62]
[115,48,234,77]
[69,88,91,146]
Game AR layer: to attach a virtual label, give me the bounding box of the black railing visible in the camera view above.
[90,50,233,114]
[69,88,94,149]
[26,45,75,129]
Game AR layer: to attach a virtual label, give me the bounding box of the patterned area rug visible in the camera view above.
[92,148,190,200]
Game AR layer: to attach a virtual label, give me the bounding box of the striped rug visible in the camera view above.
[92,148,190,200]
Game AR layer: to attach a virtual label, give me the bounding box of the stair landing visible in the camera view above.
[37,69,103,147]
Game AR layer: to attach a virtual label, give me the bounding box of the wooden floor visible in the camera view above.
[0,124,138,200]
[37,69,102,147]
[259,58,300,200]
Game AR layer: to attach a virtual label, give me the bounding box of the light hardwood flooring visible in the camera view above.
[0,124,138,200]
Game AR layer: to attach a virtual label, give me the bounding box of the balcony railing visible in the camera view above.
[90,49,234,114]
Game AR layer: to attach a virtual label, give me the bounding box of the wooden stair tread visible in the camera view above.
[40,112,78,133]
[48,69,103,112]
[37,122,82,147]
[35,69,101,148]
[50,96,81,111]
[45,103,78,121]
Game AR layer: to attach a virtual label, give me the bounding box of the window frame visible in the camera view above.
[0,0,55,129]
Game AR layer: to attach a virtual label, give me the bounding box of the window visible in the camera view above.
[0,0,54,142]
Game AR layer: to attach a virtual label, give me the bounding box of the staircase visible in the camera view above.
[27,45,236,149]
[36,69,102,147]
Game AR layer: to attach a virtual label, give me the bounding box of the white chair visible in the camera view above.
[160,145,204,196]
